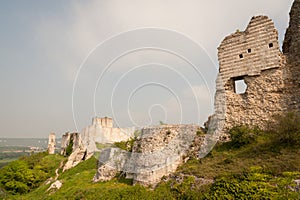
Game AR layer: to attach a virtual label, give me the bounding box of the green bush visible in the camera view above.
[66,135,74,156]
[206,167,300,199]
[267,112,300,147]
[114,137,136,152]
[0,152,64,195]
[229,125,260,148]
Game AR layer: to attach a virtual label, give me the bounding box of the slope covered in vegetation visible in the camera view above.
[0,112,299,199]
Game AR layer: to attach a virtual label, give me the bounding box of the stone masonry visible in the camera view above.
[47,133,56,154]
[61,117,135,171]
[215,5,300,137]
[283,0,300,112]
[93,124,203,187]
[81,117,135,153]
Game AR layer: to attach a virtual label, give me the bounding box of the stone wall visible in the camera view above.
[215,8,300,136]
[47,133,56,154]
[283,0,300,113]
[81,117,135,153]
[128,124,202,186]
[216,16,285,136]
[92,117,113,128]
[218,16,282,82]
[93,124,204,187]
[61,117,135,171]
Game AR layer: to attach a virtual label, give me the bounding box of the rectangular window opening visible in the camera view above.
[233,78,247,94]
[269,43,273,48]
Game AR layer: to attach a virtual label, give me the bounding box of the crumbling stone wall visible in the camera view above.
[216,0,300,136]
[218,16,282,80]
[93,124,204,187]
[217,16,285,135]
[81,117,135,151]
[47,133,56,154]
[127,124,203,186]
[283,0,300,113]
[92,116,113,128]
[60,117,135,171]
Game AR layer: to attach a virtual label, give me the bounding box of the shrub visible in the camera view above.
[66,135,74,156]
[266,112,300,147]
[0,153,64,195]
[206,167,300,199]
[114,137,136,152]
[228,125,260,148]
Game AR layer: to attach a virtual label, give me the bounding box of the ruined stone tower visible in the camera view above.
[283,0,300,112]
[92,116,113,128]
[47,133,56,154]
[215,0,300,136]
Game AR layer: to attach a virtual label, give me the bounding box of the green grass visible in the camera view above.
[3,113,300,199]
[17,157,169,200]
[177,134,300,179]
[95,143,113,150]
[12,135,300,199]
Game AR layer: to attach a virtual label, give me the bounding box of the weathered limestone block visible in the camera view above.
[93,124,203,186]
[128,124,202,186]
[47,180,62,192]
[61,117,135,171]
[93,148,129,182]
[61,132,88,171]
[60,132,82,156]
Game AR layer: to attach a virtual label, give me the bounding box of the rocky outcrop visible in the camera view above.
[61,132,89,171]
[47,180,62,192]
[61,117,135,171]
[81,117,135,153]
[93,148,129,182]
[93,124,204,187]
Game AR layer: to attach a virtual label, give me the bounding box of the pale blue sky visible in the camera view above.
[0,0,294,138]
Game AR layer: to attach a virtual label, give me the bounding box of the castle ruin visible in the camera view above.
[215,0,300,136]
[61,117,135,171]
[59,0,300,187]
[47,133,56,154]
[93,124,203,186]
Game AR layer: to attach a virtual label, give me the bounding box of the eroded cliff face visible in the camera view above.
[61,132,88,171]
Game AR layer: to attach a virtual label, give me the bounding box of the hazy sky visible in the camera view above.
[0,0,294,138]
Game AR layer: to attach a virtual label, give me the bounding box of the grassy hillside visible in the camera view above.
[1,113,299,199]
